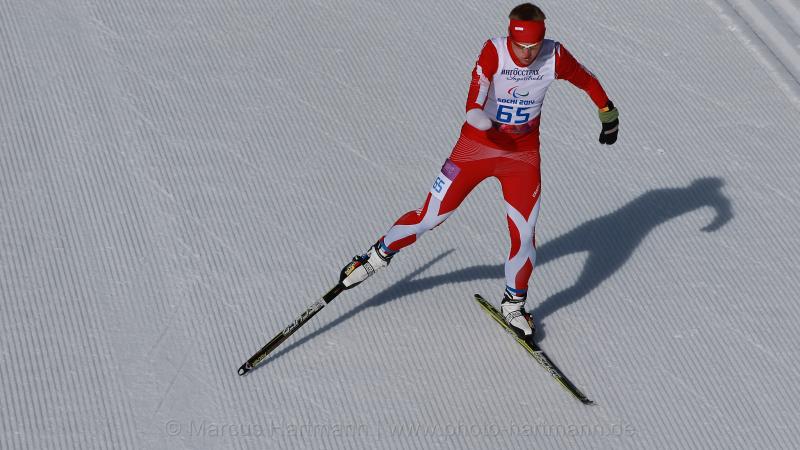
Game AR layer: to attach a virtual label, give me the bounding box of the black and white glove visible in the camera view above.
[598,101,619,145]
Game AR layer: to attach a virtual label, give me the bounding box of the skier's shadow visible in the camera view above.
[268,177,731,362]
[529,177,731,339]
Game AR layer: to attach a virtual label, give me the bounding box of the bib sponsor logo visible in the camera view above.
[500,68,544,82]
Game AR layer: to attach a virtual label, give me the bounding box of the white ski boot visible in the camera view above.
[339,240,394,288]
[500,289,535,338]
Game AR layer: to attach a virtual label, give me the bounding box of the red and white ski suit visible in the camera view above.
[381,37,609,293]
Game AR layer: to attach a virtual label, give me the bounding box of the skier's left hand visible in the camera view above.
[598,101,619,145]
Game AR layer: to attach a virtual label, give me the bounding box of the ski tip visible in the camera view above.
[581,398,595,406]
[237,363,251,377]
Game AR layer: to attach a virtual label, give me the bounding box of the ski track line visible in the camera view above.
[295,97,392,177]
[655,365,737,435]
[732,0,800,81]
[772,0,800,33]
[708,0,800,109]
[763,181,800,207]
[151,350,191,417]
[594,36,732,110]
[77,3,277,446]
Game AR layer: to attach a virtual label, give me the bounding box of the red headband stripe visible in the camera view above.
[508,19,546,44]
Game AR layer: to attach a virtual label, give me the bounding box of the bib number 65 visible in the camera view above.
[496,105,532,124]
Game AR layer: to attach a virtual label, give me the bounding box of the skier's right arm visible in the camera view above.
[464,40,498,131]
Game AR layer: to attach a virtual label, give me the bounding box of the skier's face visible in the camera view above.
[511,40,542,66]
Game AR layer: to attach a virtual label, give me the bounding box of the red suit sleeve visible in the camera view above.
[465,41,498,112]
[554,43,610,108]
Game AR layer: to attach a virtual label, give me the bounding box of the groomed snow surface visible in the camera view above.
[3,0,800,449]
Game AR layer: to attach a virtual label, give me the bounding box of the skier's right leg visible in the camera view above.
[340,158,483,288]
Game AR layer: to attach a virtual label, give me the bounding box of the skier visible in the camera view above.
[339,3,619,338]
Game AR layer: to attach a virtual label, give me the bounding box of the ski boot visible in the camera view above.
[339,240,394,289]
[500,288,535,338]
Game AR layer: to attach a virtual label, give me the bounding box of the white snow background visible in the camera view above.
[2,0,800,449]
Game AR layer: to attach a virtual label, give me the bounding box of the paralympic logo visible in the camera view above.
[507,86,530,98]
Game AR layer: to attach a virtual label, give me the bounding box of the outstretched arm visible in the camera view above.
[555,43,619,144]
[554,43,609,107]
